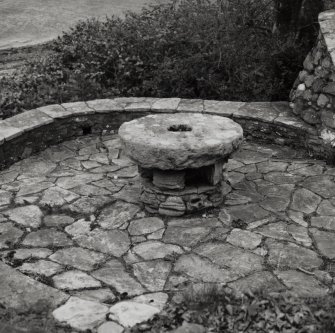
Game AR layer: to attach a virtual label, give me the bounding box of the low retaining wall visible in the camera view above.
[0,97,323,171]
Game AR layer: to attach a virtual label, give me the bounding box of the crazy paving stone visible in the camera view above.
[266,239,322,270]
[131,292,168,311]
[287,224,312,247]
[128,217,165,236]
[56,173,103,189]
[132,241,184,260]
[40,186,79,207]
[310,228,335,259]
[22,229,73,247]
[65,219,91,237]
[113,184,142,205]
[98,201,140,229]
[287,210,308,227]
[50,247,105,271]
[311,216,335,231]
[16,180,54,197]
[75,229,130,256]
[92,179,124,193]
[132,260,171,291]
[81,160,102,170]
[92,260,145,296]
[201,227,230,242]
[263,172,304,184]
[19,157,56,176]
[147,229,165,240]
[290,164,324,176]
[0,190,12,207]
[168,217,222,228]
[163,226,211,247]
[109,301,160,328]
[225,204,270,223]
[290,188,321,214]
[226,159,244,171]
[0,223,24,249]
[73,288,116,304]
[232,150,270,164]
[194,243,264,276]
[256,161,288,173]
[0,261,68,313]
[89,153,110,165]
[18,260,63,277]
[260,196,291,212]
[317,199,335,215]
[44,215,75,228]
[112,165,138,179]
[174,254,238,284]
[4,205,43,228]
[66,196,114,214]
[53,296,108,331]
[10,248,52,260]
[40,145,74,162]
[0,170,18,185]
[98,322,124,333]
[275,270,328,297]
[71,184,111,196]
[227,229,262,250]
[53,270,102,290]
[302,175,335,199]
[228,271,285,294]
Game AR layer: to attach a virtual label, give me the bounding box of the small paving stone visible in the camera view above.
[275,270,328,297]
[11,248,52,260]
[257,161,288,173]
[266,239,322,270]
[0,223,24,249]
[290,164,324,176]
[291,188,321,214]
[302,175,335,199]
[16,181,54,198]
[168,217,222,228]
[310,228,335,259]
[317,199,335,215]
[44,215,75,228]
[65,219,91,237]
[109,301,160,328]
[50,247,105,271]
[53,270,102,290]
[0,190,12,207]
[163,226,211,247]
[65,196,113,214]
[201,227,230,242]
[40,145,74,162]
[40,186,79,207]
[147,228,165,240]
[0,170,19,185]
[92,260,145,296]
[53,296,108,331]
[19,157,56,176]
[132,241,183,260]
[288,210,308,227]
[18,260,63,277]
[131,292,168,311]
[128,217,165,236]
[264,172,304,184]
[92,179,124,193]
[4,205,43,228]
[98,201,140,229]
[22,229,73,247]
[75,229,130,256]
[311,216,335,230]
[225,204,270,223]
[73,288,116,304]
[132,260,171,291]
[98,322,124,333]
[227,229,262,250]
[56,173,103,189]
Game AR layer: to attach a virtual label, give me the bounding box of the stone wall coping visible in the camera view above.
[319,10,335,65]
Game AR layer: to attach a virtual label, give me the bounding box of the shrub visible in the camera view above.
[0,0,313,119]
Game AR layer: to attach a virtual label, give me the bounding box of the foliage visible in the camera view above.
[0,0,312,119]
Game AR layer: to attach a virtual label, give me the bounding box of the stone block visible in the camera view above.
[86,99,125,113]
[61,101,95,115]
[38,104,72,119]
[177,99,204,113]
[303,53,314,72]
[0,121,23,142]
[159,196,186,216]
[153,169,185,190]
[301,108,320,125]
[317,94,329,107]
[151,98,181,112]
[204,100,245,117]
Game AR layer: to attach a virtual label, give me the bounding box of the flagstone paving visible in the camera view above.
[0,133,335,331]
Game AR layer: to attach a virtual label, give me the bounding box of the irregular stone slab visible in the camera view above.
[256,161,288,174]
[74,288,116,304]
[232,149,270,165]
[168,217,222,228]
[302,175,335,199]
[109,301,160,328]
[0,223,24,249]
[159,196,186,216]
[4,205,43,228]
[227,229,262,250]
[22,229,73,247]
[0,261,68,313]
[310,228,335,259]
[228,271,284,294]
[44,215,75,228]
[19,260,63,277]
[225,204,270,223]
[53,270,102,290]
[65,196,113,214]
[0,170,19,185]
[75,229,130,256]
[287,224,312,247]
[255,222,295,242]
[311,216,335,231]
[163,226,211,247]
[92,260,145,296]
[40,145,75,162]
[131,292,168,311]
[194,243,264,276]
[275,270,328,297]
[72,184,111,196]
[129,217,165,236]
[10,248,52,260]
[291,188,321,214]
[264,172,304,184]
[56,173,103,189]
[290,164,324,177]
[132,260,171,292]
[16,181,54,197]
[65,219,91,237]
[113,184,142,205]
[0,190,12,207]
[266,239,322,270]
[317,199,335,215]
[92,179,124,193]
[174,254,238,283]
[260,196,291,212]
[50,247,105,271]
[53,297,108,331]
[148,228,165,240]
[19,157,56,176]
[132,241,183,260]
[40,186,79,207]
[98,321,124,333]
[288,210,308,227]
[98,201,140,229]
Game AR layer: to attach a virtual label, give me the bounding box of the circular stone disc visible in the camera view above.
[119,113,243,170]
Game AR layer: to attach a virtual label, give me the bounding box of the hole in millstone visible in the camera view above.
[82,126,92,135]
[168,124,192,132]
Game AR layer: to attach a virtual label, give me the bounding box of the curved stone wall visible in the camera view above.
[0,97,322,171]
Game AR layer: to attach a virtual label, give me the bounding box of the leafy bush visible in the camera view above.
[0,0,312,119]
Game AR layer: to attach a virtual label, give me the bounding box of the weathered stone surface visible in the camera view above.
[311,216,335,230]
[132,260,171,292]
[75,229,130,256]
[264,172,304,184]
[0,190,12,207]
[232,150,269,165]
[92,260,145,296]
[290,164,324,177]
[194,243,264,276]
[129,217,165,236]
[19,157,56,176]
[132,241,183,260]
[19,260,63,277]
[159,196,186,216]
[65,196,113,214]
[4,205,43,228]
[275,270,328,297]
[163,226,211,247]
[317,199,335,215]
[44,215,74,227]
[53,297,108,331]
[310,228,335,259]
[131,292,168,311]
[168,217,222,228]
[151,98,180,112]
[0,261,68,313]
[225,204,270,223]
[50,247,105,271]
[98,321,124,333]
[227,229,262,249]
[153,170,185,189]
[72,184,111,196]
[0,223,23,249]
[266,239,322,270]
[257,161,288,174]
[288,210,308,227]
[98,201,140,229]
[16,180,54,197]
[56,173,103,189]
[291,188,321,214]
[74,288,116,304]
[22,229,73,247]
[109,301,160,327]
[65,219,91,237]
[302,176,335,199]
[40,187,79,207]
[53,270,102,290]
[10,248,52,260]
